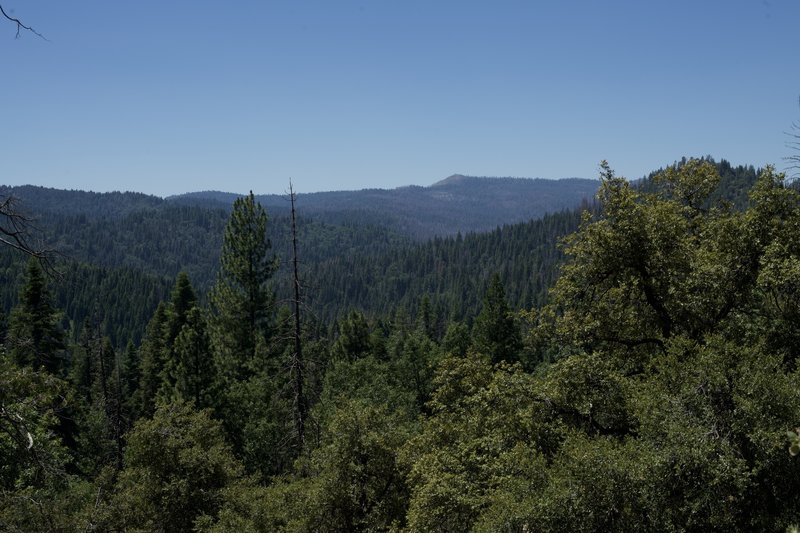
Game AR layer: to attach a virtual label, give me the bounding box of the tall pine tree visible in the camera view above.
[210,192,278,382]
[208,192,288,476]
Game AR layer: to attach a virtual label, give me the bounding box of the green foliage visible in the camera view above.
[172,306,215,409]
[105,401,246,532]
[296,400,412,531]
[403,352,558,531]
[471,274,522,364]
[134,301,168,418]
[0,352,70,490]
[233,399,413,532]
[400,160,800,531]
[523,161,800,530]
[0,351,92,532]
[3,157,799,530]
[6,258,65,373]
[330,310,374,362]
[210,192,278,381]
[69,328,125,475]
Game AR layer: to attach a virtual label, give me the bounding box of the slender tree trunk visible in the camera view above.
[289,181,307,449]
[113,352,124,471]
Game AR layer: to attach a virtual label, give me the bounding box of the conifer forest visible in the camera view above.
[3,156,800,531]
[7,0,800,528]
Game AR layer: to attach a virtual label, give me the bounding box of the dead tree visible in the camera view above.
[289,181,308,450]
[787,96,800,180]
[0,194,59,276]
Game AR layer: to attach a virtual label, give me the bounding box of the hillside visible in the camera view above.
[0,158,759,343]
[169,175,600,239]
[4,158,798,531]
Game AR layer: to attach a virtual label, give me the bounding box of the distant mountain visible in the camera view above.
[0,185,164,217]
[169,175,599,239]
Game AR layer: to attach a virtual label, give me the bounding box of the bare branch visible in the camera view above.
[784,96,800,180]
[0,3,48,40]
[0,193,62,278]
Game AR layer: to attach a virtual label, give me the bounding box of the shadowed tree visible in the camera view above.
[471,274,522,364]
[6,258,65,373]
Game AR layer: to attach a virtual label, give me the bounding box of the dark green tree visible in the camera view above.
[161,272,199,392]
[164,272,197,348]
[471,274,522,364]
[207,193,288,476]
[330,310,374,361]
[119,340,140,422]
[133,301,168,418]
[104,401,248,532]
[210,192,278,382]
[6,258,65,374]
[172,306,215,409]
[70,323,125,475]
[0,307,7,343]
[0,350,92,532]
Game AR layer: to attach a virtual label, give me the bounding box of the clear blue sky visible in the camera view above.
[2,0,799,196]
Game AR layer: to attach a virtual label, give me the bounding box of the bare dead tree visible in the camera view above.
[784,95,800,180]
[0,193,60,277]
[288,180,308,451]
[0,3,47,40]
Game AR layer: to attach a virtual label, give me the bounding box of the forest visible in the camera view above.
[2,157,800,531]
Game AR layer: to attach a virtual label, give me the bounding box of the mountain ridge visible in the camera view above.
[3,175,599,240]
[166,174,594,200]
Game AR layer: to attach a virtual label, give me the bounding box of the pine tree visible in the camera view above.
[134,302,168,418]
[173,307,215,409]
[120,339,140,421]
[165,272,197,345]
[0,307,7,344]
[330,310,373,361]
[6,258,65,373]
[162,272,199,390]
[210,192,278,382]
[208,192,285,476]
[471,274,522,364]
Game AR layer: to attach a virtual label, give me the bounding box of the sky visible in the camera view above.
[2,0,799,196]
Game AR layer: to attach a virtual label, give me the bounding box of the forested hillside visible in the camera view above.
[0,158,761,344]
[170,174,600,239]
[3,158,800,531]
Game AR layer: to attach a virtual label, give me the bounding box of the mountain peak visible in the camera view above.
[430,174,471,187]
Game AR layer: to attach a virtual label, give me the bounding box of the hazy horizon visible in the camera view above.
[4,1,799,196]
[4,171,605,198]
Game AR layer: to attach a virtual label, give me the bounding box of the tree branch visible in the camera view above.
[0,194,61,278]
[0,3,47,40]
[785,96,800,179]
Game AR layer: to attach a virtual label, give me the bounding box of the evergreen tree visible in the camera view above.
[0,307,7,344]
[161,272,199,390]
[417,294,436,339]
[208,192,285,476]
[330,310,373,361]
[172,306,215,409]
[119,339,140,422]
[165,272,197,343]
[6,258,65,373]
[210,192,278,382]
[70,321,125,475]
[441,321,470,357]
[471,274,522,364]
[134,301,168,418]
[0,351,91,531]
